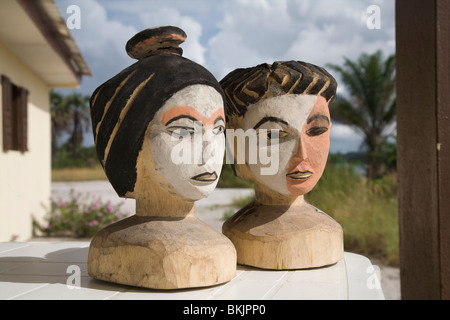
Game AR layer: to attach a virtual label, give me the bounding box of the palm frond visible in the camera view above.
[327,51,396,178]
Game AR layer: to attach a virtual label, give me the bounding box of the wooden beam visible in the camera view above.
[436,0,450,300]
[396,0,450,300]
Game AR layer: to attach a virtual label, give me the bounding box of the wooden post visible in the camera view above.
[396,0,450,300]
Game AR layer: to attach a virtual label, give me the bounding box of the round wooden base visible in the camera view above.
[223,202,344,270]
[88,215,236,290]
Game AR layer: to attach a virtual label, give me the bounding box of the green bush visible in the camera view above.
[220,156,400,266]
[306,162,399,266]
[217,163,254,188]
[33,190,131,238]
[52,145,99,169]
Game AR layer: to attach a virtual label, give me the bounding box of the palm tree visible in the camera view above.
[63,93,91,156]
[50,90,91,159]
[327,50,396,179]
[50,89,72,161]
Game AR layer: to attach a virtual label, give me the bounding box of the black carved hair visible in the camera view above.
[90,27,224,197]
[220,60,337,121]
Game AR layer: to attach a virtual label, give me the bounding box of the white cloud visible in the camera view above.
[57,0,395,87]
[55,0,137,94]
[205,0,395,80]
[207,25,269,79]
[330,123,363,153]
[331,123,361,141]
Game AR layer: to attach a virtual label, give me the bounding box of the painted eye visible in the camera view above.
[213,125,225,135]
[306,126,328,137]
[258,130,288,140]
[268,130,288,140]
[168,127,195,137]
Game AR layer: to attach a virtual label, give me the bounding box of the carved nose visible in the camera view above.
[292,136,307,162]
[197,130,215,166]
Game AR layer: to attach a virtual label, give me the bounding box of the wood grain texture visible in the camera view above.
[436,0,450,300]
[88,127,236,289]
[88,215,236,289]
[88,26,235,289]
[87,132,237,290]
[396,0,450,299]
[88,93,236,290]
[223,184,343,270]
[220,61,342,270]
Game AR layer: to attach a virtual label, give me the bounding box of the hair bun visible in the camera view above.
[126,26,187,60]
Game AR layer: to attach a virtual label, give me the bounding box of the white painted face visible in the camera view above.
[241,94,331,196]
[149,84,225,201]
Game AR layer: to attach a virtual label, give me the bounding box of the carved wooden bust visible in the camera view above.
[221,61,344,270]
[87,26,236,289]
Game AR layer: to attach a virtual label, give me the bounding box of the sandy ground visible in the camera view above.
[51,180,401,300]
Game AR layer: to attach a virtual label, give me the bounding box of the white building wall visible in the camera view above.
[0,40,51,241]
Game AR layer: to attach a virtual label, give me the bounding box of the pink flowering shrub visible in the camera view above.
[33,190,131,238]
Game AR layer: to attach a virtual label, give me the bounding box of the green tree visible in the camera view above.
[49,90,91,160]
[328,50,396,179]
[50,89,71,161]
[63,93,91,155]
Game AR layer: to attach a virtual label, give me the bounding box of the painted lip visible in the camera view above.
[286,170,313,180]
[191,172,218,183]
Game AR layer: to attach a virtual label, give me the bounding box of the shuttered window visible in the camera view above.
[2,75,28,152]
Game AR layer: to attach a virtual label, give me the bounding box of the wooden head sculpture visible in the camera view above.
[87,26,236,289]
[221,61,344,270]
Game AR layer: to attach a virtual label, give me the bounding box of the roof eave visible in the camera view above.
[17,0,91,85]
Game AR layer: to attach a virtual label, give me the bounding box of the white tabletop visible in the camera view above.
[0,241,384,300]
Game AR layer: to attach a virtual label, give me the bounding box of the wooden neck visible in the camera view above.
[132,170,195,218]
[135,192,195,218]
[254,182,305,207]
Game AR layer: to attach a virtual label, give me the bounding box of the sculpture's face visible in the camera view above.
[241,95,331,196]
[148,84,225,200]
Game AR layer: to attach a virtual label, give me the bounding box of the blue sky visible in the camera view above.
[54,0,396,153]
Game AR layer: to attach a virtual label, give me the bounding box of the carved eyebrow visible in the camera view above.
[164,115,199,126]
[307,114,330,125]
[162,106,224,126]
[214,116,225,125]
[253,117,289,130]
